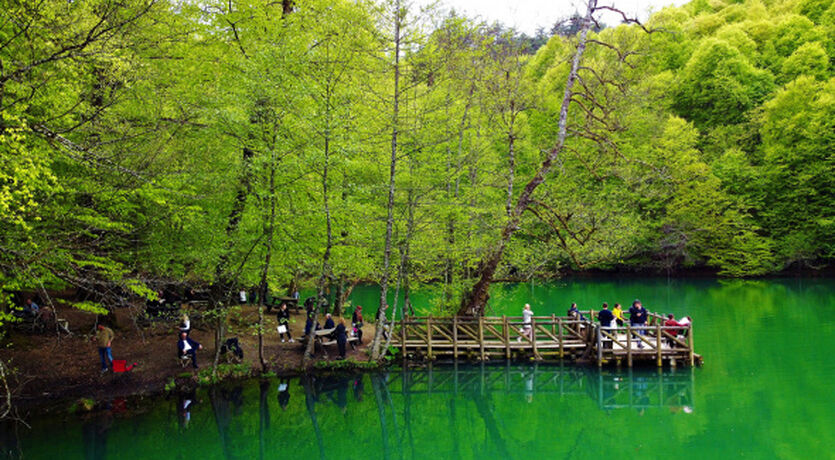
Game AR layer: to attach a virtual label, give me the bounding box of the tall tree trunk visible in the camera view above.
[402,187,416,316]
[212,146,254,372]
[337,279,357,312]
[372,0,401,360]
[257,149,277,372]
[458,0,596,316]
[214,147,255,289]
[333,275,344,317]
[305,119,333,365]
[444,84,475,307]
[506,117,516,217]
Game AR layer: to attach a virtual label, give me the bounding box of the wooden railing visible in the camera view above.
[394,315,592,361]
[390,311,700,368]
[594,323,695,367]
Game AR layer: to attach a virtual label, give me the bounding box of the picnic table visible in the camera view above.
[267,296,299,312]
[309,328,359,357]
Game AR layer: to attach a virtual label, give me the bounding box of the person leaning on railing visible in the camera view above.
[629,299,648,348]
[612,303,625,326]
[597,303,615,349]
[567,303,586,321]
[664,314,685,347]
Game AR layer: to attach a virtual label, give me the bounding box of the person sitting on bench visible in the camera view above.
[177,332,202,369]
[324,313,335,330]
[323,313,336,339]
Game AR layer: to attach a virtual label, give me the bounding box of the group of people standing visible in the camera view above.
[518,300,692,348]
[277,302,365,359]
[595,299,692,348]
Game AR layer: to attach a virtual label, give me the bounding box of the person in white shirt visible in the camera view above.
[177,332,202,368]
[239,289,247,304]
[518,304,534,342]
[180,313,191,335]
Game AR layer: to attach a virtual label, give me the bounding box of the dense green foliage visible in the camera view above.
[0,0,832,318]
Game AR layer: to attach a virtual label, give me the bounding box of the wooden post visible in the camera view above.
[688,323,695,367]
[478,315,485,361]
[656,323,662,368]
[531,318,539,360]
[558,318,564,358]
[427,316,433,360]
[453,316,459,360]
[551,313,556,337]
[503,315,510,360]
[596,326,602,367]
[626,324,633,368]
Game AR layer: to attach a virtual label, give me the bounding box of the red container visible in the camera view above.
[112,360,136,373]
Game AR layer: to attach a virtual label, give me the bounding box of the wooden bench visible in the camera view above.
[312,328,358,357]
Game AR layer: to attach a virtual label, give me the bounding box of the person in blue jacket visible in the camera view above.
[567,303,586,320]
[324,313,335,330]
[177,332,202,369]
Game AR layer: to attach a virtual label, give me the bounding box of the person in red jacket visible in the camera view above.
[664,314,685,347]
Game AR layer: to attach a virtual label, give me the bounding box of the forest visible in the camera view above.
[1,0,833,322]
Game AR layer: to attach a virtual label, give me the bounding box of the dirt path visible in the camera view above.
[0,303,376,407]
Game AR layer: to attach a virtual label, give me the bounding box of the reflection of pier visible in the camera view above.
[390,312,702,367]
[386,364,695,411]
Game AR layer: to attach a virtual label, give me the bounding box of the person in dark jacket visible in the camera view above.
[276,303,293,343]
[177,332,202,369]
[629,299,648,348]
[304,316,320,338]
[629,300,648,327]
[352,306,364,343]
[597,303,615,349]
[335,319,348,359]
[324,313,335,330]
[323,313,336,340]
[567,303,586,320]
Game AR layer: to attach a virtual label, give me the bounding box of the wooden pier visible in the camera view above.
[389,311,702,368]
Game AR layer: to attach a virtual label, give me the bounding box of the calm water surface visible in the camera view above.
[4,278,833,459]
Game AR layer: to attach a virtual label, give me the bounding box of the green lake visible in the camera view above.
[3,277,833,459]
